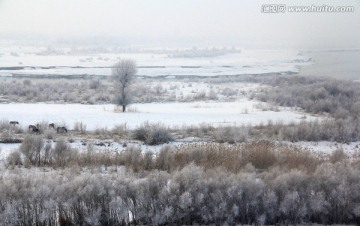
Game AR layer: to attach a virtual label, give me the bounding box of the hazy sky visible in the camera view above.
[0,0,359,49]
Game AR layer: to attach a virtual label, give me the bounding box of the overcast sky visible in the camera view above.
[0,0,359,49]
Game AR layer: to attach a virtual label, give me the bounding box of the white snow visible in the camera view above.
[0,48,312,77]
[0,100,317,130]
[0,143,19,161]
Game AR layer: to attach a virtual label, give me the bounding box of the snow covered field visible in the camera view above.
[0,100,317,130]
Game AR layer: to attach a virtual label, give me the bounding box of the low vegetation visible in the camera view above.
[1,75,360,225]
[257,76,360,119]
[133,122,174,145]
[254,76,360,142]
[0,77,245,104]
[2,140,360,225]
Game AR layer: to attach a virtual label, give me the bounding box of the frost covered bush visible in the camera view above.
[0,140,359,225]
[0,160,360,225]
[277,119,360,143]
[132,122,150,141]
[155,145,175,172]
[121,146,143,172]
[254,76,360,142]
[242,141,277,170]
[133,122,173,145]
[111,123,129,138]
[44,129,56,139]
[0,78,111,104]
[6,150,22,166]
[146,124,174,145]
[17,136,78,167]
[0,119,10,131]
[207,88,218,100]
[258,76,360,119]
[180,123,214,138]
[65,141,320,174]
[73,121,87,133]
[20,135,45,166]
[220,87,239,97]
[213,126,248,143]
[89,79,101,89]
[53,138,77,167]
[330,148,347,163]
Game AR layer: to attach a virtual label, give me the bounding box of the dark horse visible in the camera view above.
[49,123,55,129]
[10,121,19,126]
[57,126,68,133]
[29,125,40,134]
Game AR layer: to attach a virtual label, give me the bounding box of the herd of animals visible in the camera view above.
[9,121,68,134]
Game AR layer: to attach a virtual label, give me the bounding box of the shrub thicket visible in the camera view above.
[1,158,360,225]
[4,138,360,225]
[257,76,360,119]
[254,76,360,142]
[133,122,174,145]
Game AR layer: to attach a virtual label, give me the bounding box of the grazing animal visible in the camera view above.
[49,123,55,129]
[57,126,68,133]
[10,121,19,126]
[28,125,40,134]
[28,125,36,131]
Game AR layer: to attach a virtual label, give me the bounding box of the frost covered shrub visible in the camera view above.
[0,131,14,143]
[146,124,174,145]
[0,78,111,104]
[277,118,360,143]
[207,89,218,100]
[73,121,87,133]
[121,146,143,172]
[133,122,173,145]
[192,90,206,100]
[0,139,356,225]
[155,145,175,172]
[111,123,129,138]
[20,135,44,166]
[180,123,215,138]
[0,119,10,131]
[330,148,347,163]
[220,87,238,97]
[213,126,248,143]
[243,141,277,170]
[6,150,22,166]
[133,122,151,141]
[89,79,101,89]
[170,141,322,173]
[254,76,360,142]
[1,160,360,225]
[53,138,76,167]
[18,135,76,167]
[74,144,119,167]
[92,127,113,139]
[258,76,360,119]
[311,162,360,223]
[44,129,56,139]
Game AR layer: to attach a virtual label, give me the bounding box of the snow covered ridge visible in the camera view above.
[0,47,312,77]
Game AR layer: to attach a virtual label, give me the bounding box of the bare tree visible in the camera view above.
[111,59,137,112]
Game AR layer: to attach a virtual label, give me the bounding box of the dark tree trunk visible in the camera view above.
[123,105,126,112]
